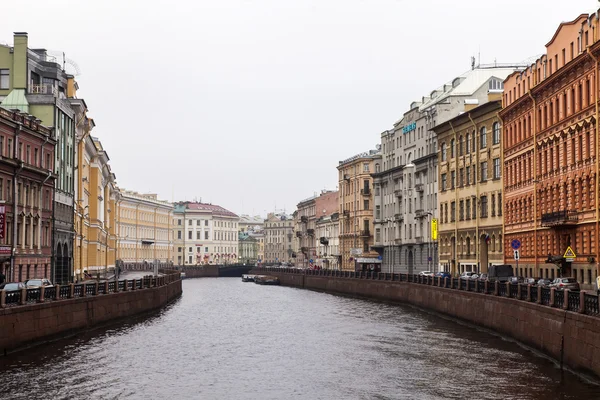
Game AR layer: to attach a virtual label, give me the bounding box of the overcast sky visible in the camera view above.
[1,0,594,217]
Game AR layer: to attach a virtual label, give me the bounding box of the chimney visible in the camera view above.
[12,32,28,89]
[67,75,78,98]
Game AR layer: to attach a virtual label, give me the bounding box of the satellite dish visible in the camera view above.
[46,50,82,76]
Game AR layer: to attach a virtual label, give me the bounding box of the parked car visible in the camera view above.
[537,278,552,287]
[488,265,514,283]
[477,274,488,281]
[25,278,53,288]
[469,274,480,280]
[418,271,434,277]
[524,278,537,285]
[435,272,451,279]
[549,277,580,291]
[460,272,477,279]
[0,282,26,291]
[508,276,524,284]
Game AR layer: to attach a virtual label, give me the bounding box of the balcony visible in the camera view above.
[415,236,423,244]
[343,209,350,218]
[300,216,308,223]
[141,239,155,245]
[394,213,404,222]
[319,237,329,245]
[307,228,315,236]
[360,188,371,196]
[29,83,58,96]
[296,231,303,238]
[415,183,424,192]
[541,210,578,227]
[360,229,371,238]
[394,238,403,245]
[394,189,402,197]
[415,209,429,219]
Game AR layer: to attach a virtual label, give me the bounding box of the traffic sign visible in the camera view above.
[563,246,576,259]
[513,250,520,260]
[511,239,521,250]
[431,219,438,240]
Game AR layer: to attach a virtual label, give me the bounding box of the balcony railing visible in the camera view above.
[394,189,402,197]
[394,213,404,222]
[360,230,371,238]
[415,236,423,244]
[415,210,429,219]
[307,229,315,236]
[300,216,308,223]
[541,210,578,227]
[415,183,424,192]
[360,188,371,196]
[343,210,350,218]
[296,231,303,238]
[319,237,329,245]
[29,83,58,96]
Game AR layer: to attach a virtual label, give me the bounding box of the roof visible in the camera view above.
[178,202,238,218]
[1,89,29,113]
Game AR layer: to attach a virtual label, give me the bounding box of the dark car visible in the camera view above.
[488,265,514,283]
[0,282,26,291]
[435,272,451,279]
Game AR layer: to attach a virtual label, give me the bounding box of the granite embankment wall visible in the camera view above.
[0,273,182,355]
[252,268,600,379]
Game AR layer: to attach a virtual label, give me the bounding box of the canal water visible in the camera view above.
[1,278,600,399]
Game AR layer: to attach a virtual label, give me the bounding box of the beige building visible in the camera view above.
[264,212,294,264]
[173,202,239,265]
[316,212,340,269]
[338,149,381,271]
[433,99,504,276]
[116,190,174,267]
[296,195,317,267]
[238,214,264,233]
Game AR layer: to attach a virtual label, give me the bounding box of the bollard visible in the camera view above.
[69,283,75,299]
[39,286,45,303]
[95,281,99,296]
[131,280,136,291]
[550,288,556,307]
[537,285,542,304]
[0,290,5,308]
[54,284,61,300]
[563,289,569,310]
[104,281,109,295]
[579,291,586,313]
[82,283,87,297]
[526,285,531,302]
[450,278,455,289]
[494,281,499,296]
[484,280,489,294]
[516,284,521,299]
[505,282,510,298]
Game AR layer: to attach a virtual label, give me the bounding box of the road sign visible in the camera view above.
[563,246,576,259]
[513,250,520,260]
[428,256,432,262]
[431,218,438,240]
[511,239,521,250]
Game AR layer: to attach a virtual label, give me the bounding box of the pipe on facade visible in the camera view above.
[448,121,460,275]
[586,47,600,278]
[467,114,480,275]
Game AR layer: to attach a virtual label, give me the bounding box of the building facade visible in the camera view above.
[0,107,55,283]
[500,11,600,286]
[0,32,76,283]
[238,214,264,233]
[316,212,340,269]
[238,232,258,265]
[117,190,173,267]
[263,212,294,264]
[373,64,525,275]
[173,202,238,265]
[296,195,317,268]
[434,99,504,275]
[338,149,380,271]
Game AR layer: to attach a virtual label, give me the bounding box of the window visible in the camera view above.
[458,136,463,156]
[459,168,464,187]
[491,194,496,217]
[459,200,464,221]
[480,127,487,149]
[466,133,471,153]
[493,158,501,179]
[450,201,456,222]
[205,231,209,240]
[375,205,380,220]
[492,122,500,145]
[480,161,488,182]
[450,139,455,158]
[178,219,181,226]
[466,166,471,185]
[451,171,456,189]
[441,143,447,161]
[441,173,447,191]
[188,256,192,264]
[466,199,471,220]
[188,219,192,225]
[363,163,369,172]
[197,220,200,225]
[498,193,502,216]
[177,231,182,239]
[205,220,208,226]
[480,196,488,218]
[178,247,182,253]
[0,69,8,89]
[196,231,201,240]
[205,247,209,252]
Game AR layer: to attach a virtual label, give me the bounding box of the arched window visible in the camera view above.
[493,122,500,145]
[441,143,447,161]
[466,236,471,255]
[480,126,487,149]
[491,234,496,252]
[450,139,455,158]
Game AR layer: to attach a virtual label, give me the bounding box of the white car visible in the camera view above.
[418,271,434,277]
[460,272,477,279]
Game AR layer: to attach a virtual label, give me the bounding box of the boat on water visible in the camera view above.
[241,274,256,282]
[254,275,280,285]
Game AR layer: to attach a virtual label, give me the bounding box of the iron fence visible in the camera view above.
[567,292,580,312]
[499,283,507,297]
[26,288,41,303]
[509,284,519,299]
[541,288,551,305]
[584,293,599,315]
[530,287,538,303]
[554,290,565,308]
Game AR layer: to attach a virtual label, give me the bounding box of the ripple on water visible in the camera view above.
[0,278,599,400]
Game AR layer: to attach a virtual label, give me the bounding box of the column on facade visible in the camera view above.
[21,213,26,249]
[29,215,34,250]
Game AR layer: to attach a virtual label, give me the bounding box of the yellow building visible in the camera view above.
[71,86,118,281]
[337,149,381,271]
[117,190,173,267]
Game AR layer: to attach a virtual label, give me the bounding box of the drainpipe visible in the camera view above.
[586,48,600,279]
[467,114,480,275]
[449,121,459,275]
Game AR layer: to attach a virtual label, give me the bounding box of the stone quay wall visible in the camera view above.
[0,272,182,355]
[252,268,600,379]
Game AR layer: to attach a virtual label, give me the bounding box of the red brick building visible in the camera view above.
[0,108,56,282]
[500,11,600,286]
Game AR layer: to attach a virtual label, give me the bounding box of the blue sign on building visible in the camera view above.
[403,122,416,134]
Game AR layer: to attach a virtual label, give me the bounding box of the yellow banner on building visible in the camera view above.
[431,218,438,240]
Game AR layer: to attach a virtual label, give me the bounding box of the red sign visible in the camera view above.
[0,205,5,240]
